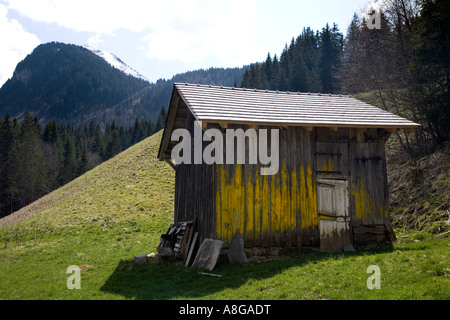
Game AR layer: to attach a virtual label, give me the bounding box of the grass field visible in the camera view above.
[0,131,448,300]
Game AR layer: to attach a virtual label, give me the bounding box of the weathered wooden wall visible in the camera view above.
[315,127,394,249]
[215,125,319,248]
[173,112,216,245]
[172,115,394,250]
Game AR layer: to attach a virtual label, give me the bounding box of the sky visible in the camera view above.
[0,0,375,87]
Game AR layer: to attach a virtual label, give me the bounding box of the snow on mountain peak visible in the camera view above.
[83,45,148,82]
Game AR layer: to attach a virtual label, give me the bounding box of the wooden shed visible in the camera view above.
[158,83,419,253]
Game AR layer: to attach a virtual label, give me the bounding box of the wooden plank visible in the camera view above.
[243,129,253,247]
[295,127,302,248]
[178,223,191,257]
[282,127,292,247]
[164,159,176,171]
[158,91,181,159]
[253,151,262,247]
[280,127,289,246]
[185,232,198,267]
[191,239,223,271]
[183,119,418,132]
[182,219,196,264]
[354,225,385,235]
[289,128,296,247]
[198,272,222,277]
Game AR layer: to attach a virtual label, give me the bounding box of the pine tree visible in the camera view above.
[291,39,311,92]
[132,117,144,144]
[298,27,322,92]
[104,121,121,160]
[318,23,344,94]
[271,54,282,90]
[59,135,77,185]
[92,124,105,155]
[0,115,20,216]
[414,0,450,143]
[78,140,90,175]
[16,113,50,207]
[155,106,167,132]
[279,45,293,91]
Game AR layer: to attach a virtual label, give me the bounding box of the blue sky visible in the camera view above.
[0,0,373,86]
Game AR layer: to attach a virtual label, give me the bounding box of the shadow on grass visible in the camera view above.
[100,246,394,300]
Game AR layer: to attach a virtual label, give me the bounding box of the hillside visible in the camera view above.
[0,130,448,301]
[387,141,450,234]
[0,131,174,230]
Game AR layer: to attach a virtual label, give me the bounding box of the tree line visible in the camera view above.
[242,0,449,154]
[0,106,167,218]
[341,0,449,154]
[241,23,344,95]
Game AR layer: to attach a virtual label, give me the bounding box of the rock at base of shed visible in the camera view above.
[134,254,148,265]
[227,233,248,264]
[192,239,223,271]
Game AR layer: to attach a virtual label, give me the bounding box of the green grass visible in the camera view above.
[0,131,448,300]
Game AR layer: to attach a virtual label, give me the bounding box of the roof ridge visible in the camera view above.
[174,82,351,98]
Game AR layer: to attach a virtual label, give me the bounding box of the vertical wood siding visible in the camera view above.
[215,126,319,248]
[172,120,393,250]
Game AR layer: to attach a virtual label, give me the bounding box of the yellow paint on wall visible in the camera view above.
[299,164,318,229]
[254,169,261,242]
[308,164,318,228]
[262,172,270,234]
[281,163,290,236]
[290,169,299,230]
[234,165,244,234]
[215,161,318,244]
[246,167,254,242]
[270,171,277,241]
[318,157,334,172]
[217,165,229,240]
[350,176,376,223]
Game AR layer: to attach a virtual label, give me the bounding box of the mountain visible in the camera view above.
[83,45,148,81]
[0,42,246,127]
[0,42,152,125]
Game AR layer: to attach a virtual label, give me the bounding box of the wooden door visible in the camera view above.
[318,179,351,252]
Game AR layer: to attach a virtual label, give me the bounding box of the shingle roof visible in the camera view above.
[175,83,420,129]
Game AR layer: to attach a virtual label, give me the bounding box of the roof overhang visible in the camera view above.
[158,83,420,161]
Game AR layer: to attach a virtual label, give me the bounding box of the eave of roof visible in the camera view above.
[174,83,420,129]
[157,83,420,160]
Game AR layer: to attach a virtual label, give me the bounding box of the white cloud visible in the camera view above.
[87,33,104,48]
[4,0,261,67]
[4,0,153,33]
[142,0,262,66]
[0,3,41,87]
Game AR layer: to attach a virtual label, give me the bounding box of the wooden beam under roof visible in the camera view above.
[158,88,181,160]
